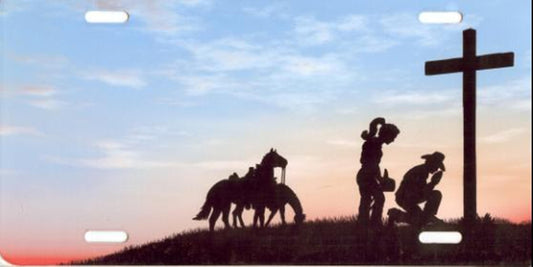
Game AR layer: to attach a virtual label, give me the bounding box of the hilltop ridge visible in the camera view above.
[73,216,531,265]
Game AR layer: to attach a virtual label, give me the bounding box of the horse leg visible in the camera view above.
[253,208,261,228]
[265,208,278,227]
[222,204,231,229]
[258,206,266,228]
[209,208,222,232]
[280,205,286,225]
[232,204,241,228]
[237,205,246,228]
[237,204,246,227]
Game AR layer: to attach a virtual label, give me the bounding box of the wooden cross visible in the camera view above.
[425,28,514,225]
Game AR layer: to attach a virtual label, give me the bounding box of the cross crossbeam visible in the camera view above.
[425,52,514,75]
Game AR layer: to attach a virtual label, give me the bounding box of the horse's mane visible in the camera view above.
[260,151,271,165]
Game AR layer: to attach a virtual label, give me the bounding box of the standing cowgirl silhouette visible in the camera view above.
[357,117,400,226]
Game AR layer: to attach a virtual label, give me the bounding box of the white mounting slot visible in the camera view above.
[419,11,462,24]
[85,11,129,24]
[419,231,462,244]
[84,230,128,243]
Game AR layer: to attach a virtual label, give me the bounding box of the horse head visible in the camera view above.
[262,148,288,170]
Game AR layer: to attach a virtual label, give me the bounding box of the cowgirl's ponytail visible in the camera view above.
[361,117,385,140]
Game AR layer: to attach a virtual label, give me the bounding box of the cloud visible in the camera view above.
[153,12,486,113]
[395,142,449,149]
[0,169,19,177]
[524,49,532,69]
[337,15,368,32]
[326,139,360,148]
[374,90,456,106]
[81,69,147,89]
[126,125,192,144]
[75,140,177,170]
[341,34,398,53]
[0,125,41,136]
[290,14,397,53]
[396,105,462,120]
[0,0,31,17]
[177,0,212,7]
[93,0,208,36]
[511,99,531,111]
[28,99,67,110]
[174,74,234,95]
[481,128,527,144]
[193,159,256,171]
[0,84,9,96]
[9,53,69,69]
[293,15,368,45]
[242,4,286,18]
[13,84,68,110]
[159,36,356,110]
[155,97,199,107]
[282,55,346,76]
[178,38,276,72]
[379,13,483,47]
[20,85,57,97]
[290,12,481,51]
[479,76,531,111]
[335,107,359,115]
[80,141,162,169]
[293,17,335,45]
[4,83,69,111]
[47,126,191,170]
[177,37,350,76]
[380,13,444,47]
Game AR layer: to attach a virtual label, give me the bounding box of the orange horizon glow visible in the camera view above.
[3,254,90,265]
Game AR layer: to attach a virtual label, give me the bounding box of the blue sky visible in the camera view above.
[1,0,531,264]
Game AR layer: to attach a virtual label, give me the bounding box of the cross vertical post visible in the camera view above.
[462,29,477,224]
[425,28,514,226]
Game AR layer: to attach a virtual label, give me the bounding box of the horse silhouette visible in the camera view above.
[231,167,255,228]
[232,181,306,229]
[192,173,247,231]
[231,182,305,228]
[193,148,287,231]
[263,183,306,226]
[248,149,287,228]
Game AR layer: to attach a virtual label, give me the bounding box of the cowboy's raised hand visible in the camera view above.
[431,171,443,185]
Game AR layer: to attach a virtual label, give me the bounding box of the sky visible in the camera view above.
[0,0,531,265]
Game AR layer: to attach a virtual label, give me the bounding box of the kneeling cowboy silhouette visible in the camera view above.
[388,152,445,227]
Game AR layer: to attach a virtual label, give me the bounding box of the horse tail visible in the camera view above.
[193,183,219,220]
[193,200,212,220]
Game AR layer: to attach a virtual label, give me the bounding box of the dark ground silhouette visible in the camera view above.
[72,215,531,265]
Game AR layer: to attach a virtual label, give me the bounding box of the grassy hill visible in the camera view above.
[73,215,531,265]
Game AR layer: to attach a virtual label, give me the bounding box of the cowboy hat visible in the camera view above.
[421,151,446,171]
